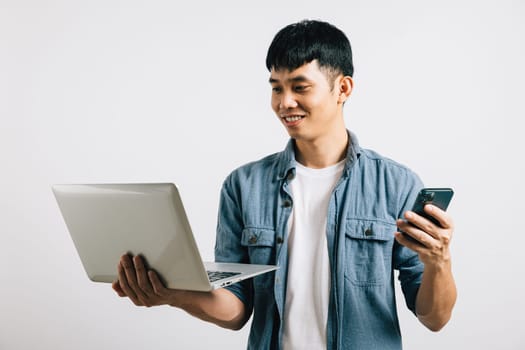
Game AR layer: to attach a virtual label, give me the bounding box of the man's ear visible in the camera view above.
[337,76,353,104]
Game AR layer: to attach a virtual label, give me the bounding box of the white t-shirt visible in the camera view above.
[282,159,345,350]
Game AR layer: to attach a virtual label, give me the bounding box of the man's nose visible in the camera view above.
[279,91,298,110]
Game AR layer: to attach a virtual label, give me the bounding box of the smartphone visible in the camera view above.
[411,188,454,227]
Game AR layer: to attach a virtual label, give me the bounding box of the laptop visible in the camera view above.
[52,183,278,291]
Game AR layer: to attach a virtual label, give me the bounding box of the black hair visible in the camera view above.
[265,19,354,78]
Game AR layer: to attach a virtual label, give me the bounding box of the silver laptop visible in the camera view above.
[52,183,278,291]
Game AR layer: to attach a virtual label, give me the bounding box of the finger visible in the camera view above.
[134,255,154,295]
[112,280,127,297]
[122,255,152,303]
[394,230,437,253]
[424,204,454,230]
[394,231,426,252]
[121,254,141,290]
[121,255,158,307]
[396,219,435,248]
[148,270,168,297]
[404,211,439,239]
[117,262,141,305]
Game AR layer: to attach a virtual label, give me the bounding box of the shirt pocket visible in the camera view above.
[241,227,276,290]
[241,227,276,265]
[344,219,395,287]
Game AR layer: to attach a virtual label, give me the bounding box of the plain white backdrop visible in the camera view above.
[1,0,524,349]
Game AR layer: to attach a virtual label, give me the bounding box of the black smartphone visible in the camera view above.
[411,188,454,227]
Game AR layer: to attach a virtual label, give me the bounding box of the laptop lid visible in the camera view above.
[52,183,277,291]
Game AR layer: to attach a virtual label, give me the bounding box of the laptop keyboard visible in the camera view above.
[207,271,241,282]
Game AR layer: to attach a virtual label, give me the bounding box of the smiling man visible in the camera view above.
[113,20,457,350]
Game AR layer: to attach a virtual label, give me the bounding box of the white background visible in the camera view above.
[1,0,524,349]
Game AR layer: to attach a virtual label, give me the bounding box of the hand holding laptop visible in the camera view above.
[112,253,251,330]
[112,254,183,307]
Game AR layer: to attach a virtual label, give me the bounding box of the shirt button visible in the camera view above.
[364,228,373,236]
[276,237,283,244]
[283,200,292,208]
[249,236,258,244]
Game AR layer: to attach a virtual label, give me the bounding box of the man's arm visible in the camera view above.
[112,254,251,330]
[395,204,457,331]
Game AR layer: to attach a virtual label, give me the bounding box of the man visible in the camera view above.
[113,20,457,349]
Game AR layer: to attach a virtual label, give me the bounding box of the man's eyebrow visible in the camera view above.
[269,75,310,84]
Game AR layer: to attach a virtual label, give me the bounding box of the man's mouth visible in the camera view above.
[282,115,305,123]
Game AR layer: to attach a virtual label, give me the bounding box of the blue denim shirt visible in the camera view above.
[215,132,424,350]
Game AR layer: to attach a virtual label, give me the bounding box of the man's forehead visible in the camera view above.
[269,61,321,83]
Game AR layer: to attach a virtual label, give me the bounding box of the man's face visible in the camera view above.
[269,60,347,143]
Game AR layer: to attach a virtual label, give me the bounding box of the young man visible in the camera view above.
[113,20,457,349]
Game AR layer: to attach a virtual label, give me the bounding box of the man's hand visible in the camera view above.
[395,204,457,331]
[112,254,250,330]
[112,254,185,307]
[395,204,454,267]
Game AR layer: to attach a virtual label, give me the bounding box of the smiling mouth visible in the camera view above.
[282,115,304,123]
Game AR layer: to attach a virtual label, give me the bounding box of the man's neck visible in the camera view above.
[294,128,349,169]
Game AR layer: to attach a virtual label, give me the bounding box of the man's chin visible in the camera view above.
[285,131,313,143]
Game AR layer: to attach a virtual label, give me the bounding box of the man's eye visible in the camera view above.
[272,87,282,93]
[294,85,308,92]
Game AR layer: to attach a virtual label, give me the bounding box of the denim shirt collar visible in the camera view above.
[276,130,362,181]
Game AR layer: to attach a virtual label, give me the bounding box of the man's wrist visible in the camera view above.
[168,290,188,308]
[423,257,452,275]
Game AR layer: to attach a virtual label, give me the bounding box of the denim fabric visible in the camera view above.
[215,131,424,350]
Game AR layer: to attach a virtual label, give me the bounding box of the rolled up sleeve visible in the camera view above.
[214,173,254,312]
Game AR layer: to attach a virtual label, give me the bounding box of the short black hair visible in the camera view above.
[266,19,354,78]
